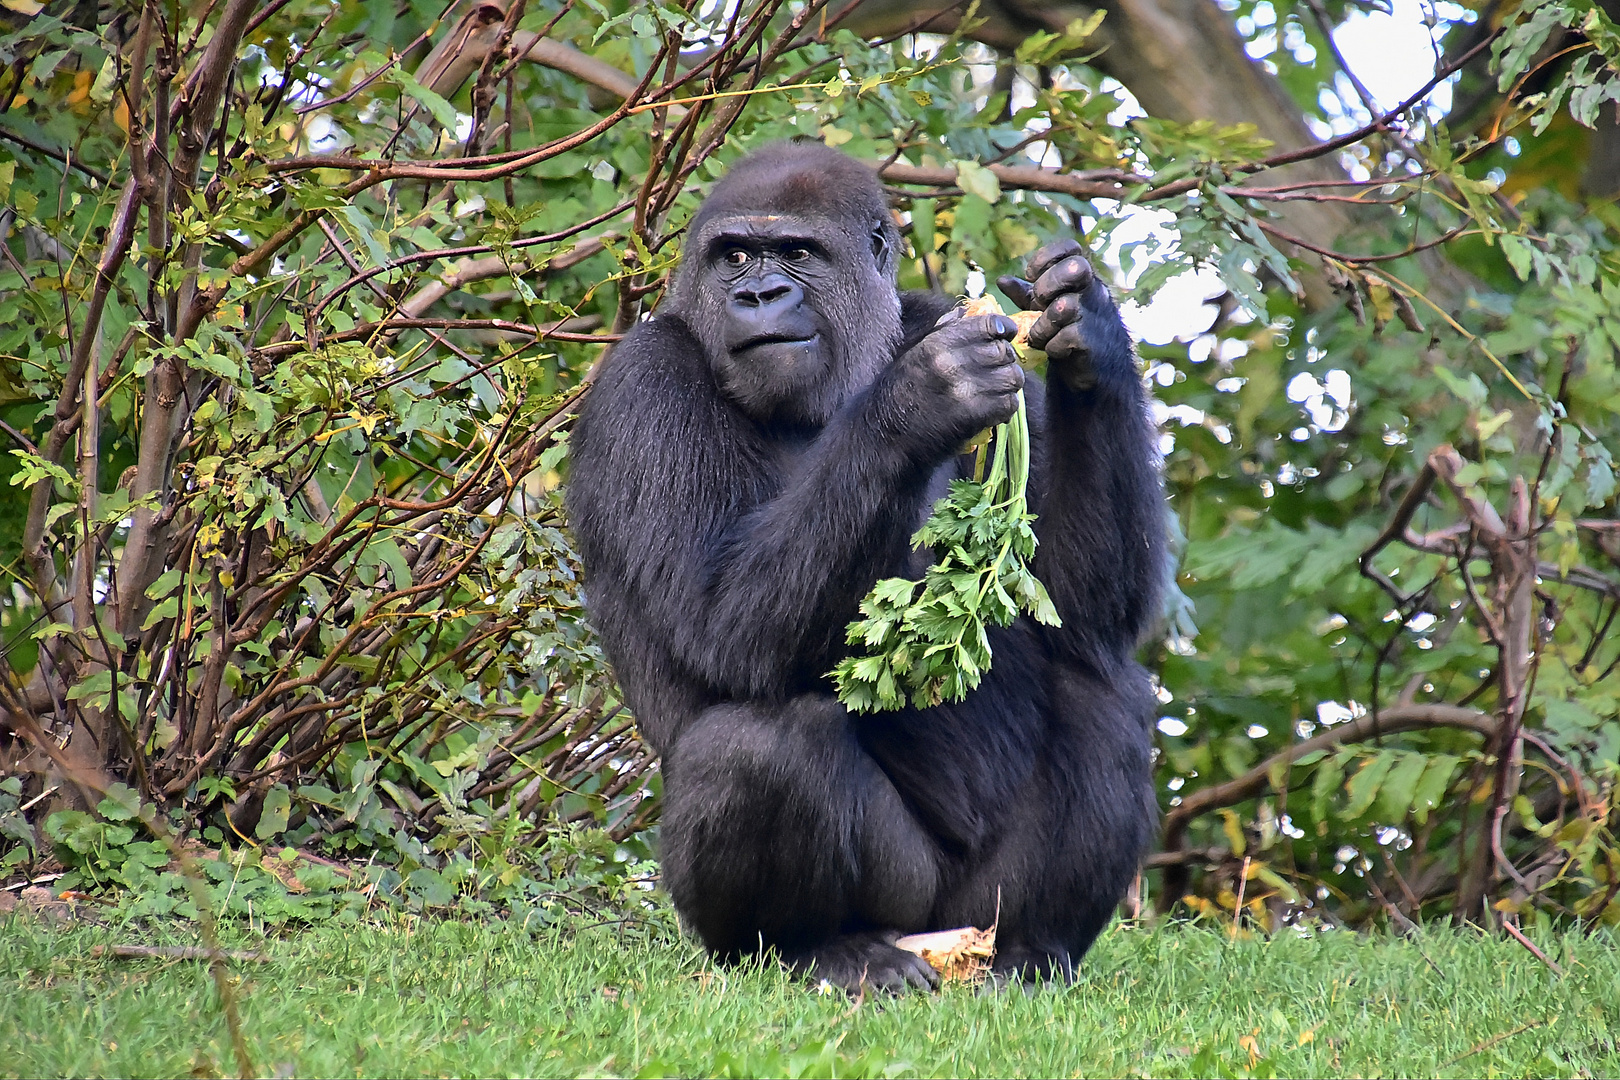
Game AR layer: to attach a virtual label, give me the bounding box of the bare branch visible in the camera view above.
[1162,703,1496,841]
[879,160,1135,201]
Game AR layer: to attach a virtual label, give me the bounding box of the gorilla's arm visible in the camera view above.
[1003,245,1166,675]
[570,307,1017,707]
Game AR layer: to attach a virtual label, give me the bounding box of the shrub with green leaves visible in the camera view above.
[0,0,1615,929]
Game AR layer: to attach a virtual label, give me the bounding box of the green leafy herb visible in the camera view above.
[832,390,1060,712]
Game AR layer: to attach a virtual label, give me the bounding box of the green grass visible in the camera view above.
[2,911,1618,1078]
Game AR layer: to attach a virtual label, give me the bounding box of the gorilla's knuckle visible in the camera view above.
[923,348,968,381]
[959,314,1004,343]
[1048,293,1082,323]
[1034,258,1092,306]
[1045,324,1090,363]
[1027,237,1084,281]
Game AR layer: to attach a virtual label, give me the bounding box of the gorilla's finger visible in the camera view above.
[979,362,1025,396]
[947,314,1018,345]
[906,959,941,991]
[985,390,1022,425]
[967,340,1022,373]
[997,275,1037,311]
[1042,322,1091,364]
[869,969,901,994]
[1033,255,1094,306]
[1025,238,1085,284]
[1026,293,1083,351]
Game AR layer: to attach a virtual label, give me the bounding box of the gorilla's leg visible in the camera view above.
[660,697,942,991]
[931,666,1157,986]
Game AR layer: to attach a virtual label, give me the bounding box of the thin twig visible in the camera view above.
[1501,921,1565,976]
[1442,1019,1548,1066]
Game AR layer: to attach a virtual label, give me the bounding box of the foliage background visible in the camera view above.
[0,0,1616,930]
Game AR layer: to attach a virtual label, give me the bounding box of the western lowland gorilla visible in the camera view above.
[568,141,1165,990]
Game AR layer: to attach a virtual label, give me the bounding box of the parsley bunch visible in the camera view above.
[832,386,1060,713]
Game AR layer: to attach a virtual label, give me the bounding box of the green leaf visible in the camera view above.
[1252,863,1300,904]
[1375,752,1429,822]
[1432,365,1488,407]
[1411,755,1460,825]
[256,785,291,839]
[954,160,1001,203]
[145,569,184,599]
[871,577,918,606]
[835,392,1053,712]
[142,595,180,631]
[97,784,141,822]
[389,69,461,133]
[1501,234,1534,281]
[1343,751,1397,819]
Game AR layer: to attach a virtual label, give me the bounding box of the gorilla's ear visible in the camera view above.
[870,226,888,265]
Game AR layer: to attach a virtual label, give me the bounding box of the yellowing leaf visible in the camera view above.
[1219,808,1246,856]
[66,69,92,106]
[1476,408,1514,441]
[1368,282,1397,327]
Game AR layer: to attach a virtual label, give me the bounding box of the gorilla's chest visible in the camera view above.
[901,463,960,578]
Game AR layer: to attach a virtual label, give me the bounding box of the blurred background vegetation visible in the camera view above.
[0,0,1616,933]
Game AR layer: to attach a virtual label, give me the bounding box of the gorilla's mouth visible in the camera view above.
[736,332,819,353]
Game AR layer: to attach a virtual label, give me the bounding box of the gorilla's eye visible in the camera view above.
[723,249,751,267]
[870,228,887,262]
[782,245,812,263]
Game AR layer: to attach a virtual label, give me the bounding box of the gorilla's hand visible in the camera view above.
[788,931,941,994]
[998,239,1105,391]
[890,309,1023,448]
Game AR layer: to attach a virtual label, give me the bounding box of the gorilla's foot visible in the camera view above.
[988,944,1075,988]
[787,931,940,994]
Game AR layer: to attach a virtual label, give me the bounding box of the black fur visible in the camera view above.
[567,143,1165,990]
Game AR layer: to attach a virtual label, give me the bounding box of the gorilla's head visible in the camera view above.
[668,141,904,429]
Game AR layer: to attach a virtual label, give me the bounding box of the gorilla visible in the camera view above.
[568,141,1164,990]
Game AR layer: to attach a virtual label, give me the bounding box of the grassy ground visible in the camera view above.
[2,910,1617,1078]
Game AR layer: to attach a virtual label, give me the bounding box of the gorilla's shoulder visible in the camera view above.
[592,314,711,393]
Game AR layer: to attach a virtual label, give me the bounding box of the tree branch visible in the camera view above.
[1157,703,1497,909]
[1162,703,1496,841]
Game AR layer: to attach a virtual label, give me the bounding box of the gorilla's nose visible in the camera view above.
[730,273,801,313]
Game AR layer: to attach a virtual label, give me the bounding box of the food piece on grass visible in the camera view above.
[894,925,997,983]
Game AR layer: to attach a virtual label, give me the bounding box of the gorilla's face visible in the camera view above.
[667,145,903,430]
[702,217,860,424]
